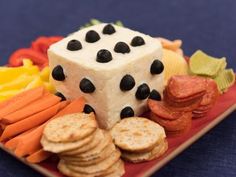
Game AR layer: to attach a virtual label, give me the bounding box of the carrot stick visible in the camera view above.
[0,123,6,130]
[0,87,44,118]
[0,125,2,135]
[0,101,62,141]
[0,100,8,108]
[11,98,84,157]
[15,138,42,157]
[4,127,37,150]
[14,129,43,157]
[9,101,69,157]
[0,86,44,110]
[4,136,21,150]
[26,149,52,163]
[2,93,61,124]
[53,97,85,118]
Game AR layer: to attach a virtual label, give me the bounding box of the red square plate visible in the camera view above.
[0,83,235,177]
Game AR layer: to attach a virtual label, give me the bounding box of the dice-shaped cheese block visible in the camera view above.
[48,23,164,129]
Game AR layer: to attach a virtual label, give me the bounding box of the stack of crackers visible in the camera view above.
[111,117,167,163]
[41,113,124,177]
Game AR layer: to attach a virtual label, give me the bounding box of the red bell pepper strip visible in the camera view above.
[8,48,48,67]
[8,36,63,69]
[31,36,63,56]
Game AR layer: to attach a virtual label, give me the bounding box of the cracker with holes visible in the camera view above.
[41,129,96,153]
[111,117,166,152]
[49,23,164,129]
[60,129,104,156]
[43,113,97,143]
[66,150,121,174]
[122,140,168,163]
[111,117,167,163]
[58,159,124,177]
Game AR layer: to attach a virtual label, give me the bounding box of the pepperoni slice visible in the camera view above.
[167,75,206,99]
[198,78,219,106]
[195,104,212,111]
[148,100,181,120]
[167,122,192,136]
[163,91,202,111]
[150,112,192,132]
[192,112,208,119]
[193,78,219,116]
[192,109,209,114]
[164,87,205,103]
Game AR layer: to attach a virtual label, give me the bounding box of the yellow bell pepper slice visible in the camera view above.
[0,89,21,101]
[0,65,39,84]
[43,82,56,93]
[40,66,50,81]
[22,59,34,67]
[25,76,44,90]
[0,74,35,91]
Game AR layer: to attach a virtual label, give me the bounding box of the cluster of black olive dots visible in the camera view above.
[52,24,164,118]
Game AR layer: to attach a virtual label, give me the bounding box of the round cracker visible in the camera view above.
[61,132,113,162]
[41,129,96,153]
[121,139,168,163]
[66,150,121,174]
[44,113,97,143]
[101,160,124,177]
[63,143,116,166]
[103,160,125,177]
[71,131,112,160]
[58,160,93,177]
[58,159,124,177]
[150,139,168,159]
[60,129,104,156]
[111,117,166,153]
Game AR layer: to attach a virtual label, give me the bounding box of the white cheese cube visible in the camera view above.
[48,23,164,129]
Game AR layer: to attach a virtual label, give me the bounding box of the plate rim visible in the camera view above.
[0,104,235,177]
[141,104,236,177]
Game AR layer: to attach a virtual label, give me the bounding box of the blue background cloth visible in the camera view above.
[0,0,235,177]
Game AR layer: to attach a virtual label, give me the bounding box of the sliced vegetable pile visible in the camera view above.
[0,59,55,101]
[0,36,63,101]
[0,86,85,163]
